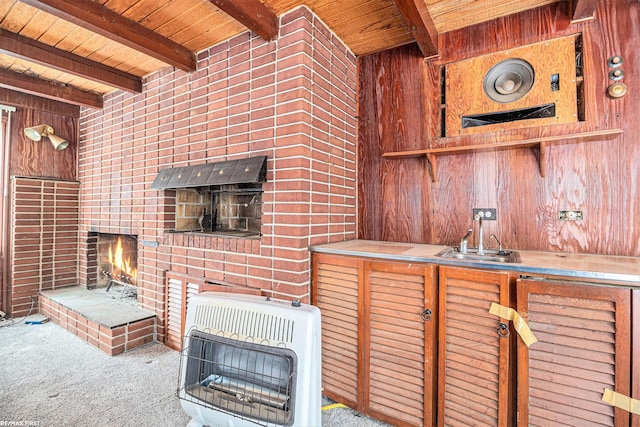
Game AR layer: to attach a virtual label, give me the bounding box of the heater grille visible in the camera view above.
[179,331,297,426]
[193,304,295,344]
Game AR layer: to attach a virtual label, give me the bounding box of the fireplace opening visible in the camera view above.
[94,233,138,292]
[179,330,297,426]
[176,183,263,236]
[150,156,267,238]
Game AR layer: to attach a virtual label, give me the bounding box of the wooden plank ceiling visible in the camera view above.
[0,0,592,109]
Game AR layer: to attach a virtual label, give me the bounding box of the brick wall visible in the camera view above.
[78,6,357,337]
[10,178,80,316]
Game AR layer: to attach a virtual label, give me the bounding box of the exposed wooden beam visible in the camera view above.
[0,68,103,109]
[0,87,80,117]
[393,0,438,58]
[208,0,279,41]
[571,0,598,23]
[0,29,141,93]
[20,0,197,72]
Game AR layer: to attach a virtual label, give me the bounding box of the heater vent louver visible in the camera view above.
[194,304,295,344]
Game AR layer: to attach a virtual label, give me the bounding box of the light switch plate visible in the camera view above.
[559,210,583,220]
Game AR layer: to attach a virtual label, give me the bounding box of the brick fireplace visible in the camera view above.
[89,232,138,289]
[76,6,358,343]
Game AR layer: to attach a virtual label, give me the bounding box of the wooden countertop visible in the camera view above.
[310,240,640,285]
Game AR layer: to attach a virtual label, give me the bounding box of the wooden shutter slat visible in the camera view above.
[444,399,498,426]
[531,338,616,365]
[532,321,616,344]
[528,395,614,425]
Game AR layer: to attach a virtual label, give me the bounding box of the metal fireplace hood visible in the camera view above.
[150,156,267,189]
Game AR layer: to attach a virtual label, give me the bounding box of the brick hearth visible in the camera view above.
[40,287,155,356]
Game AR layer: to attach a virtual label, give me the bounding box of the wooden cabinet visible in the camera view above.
[313,250,640,427]
[437,266,514,427]
[312,253,362,408]
[438,270,638,427]
[363,260,438,427]
[517,278,633,427]
[312,253,438,427]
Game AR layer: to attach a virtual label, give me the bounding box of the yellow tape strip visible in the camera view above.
[602,389,640,415]
[489,303,538,347]
[322,403,348,411]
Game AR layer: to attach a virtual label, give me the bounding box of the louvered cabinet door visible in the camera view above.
[438,266,513,427]
[363,261,438,427]
[312,253,362,409]
[517,279,632,427]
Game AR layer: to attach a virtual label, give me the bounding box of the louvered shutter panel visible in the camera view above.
[365,261,436,427]
[438,266,512,427]
[314,254,360,408]
[165,276,184,351]
[517,279,631,427]
[165,274,260,351]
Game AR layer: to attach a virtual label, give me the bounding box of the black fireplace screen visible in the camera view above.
[178,330,297,426]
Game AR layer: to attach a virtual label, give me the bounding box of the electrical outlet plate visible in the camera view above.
[473,208,497,220]
[559,210,583,220]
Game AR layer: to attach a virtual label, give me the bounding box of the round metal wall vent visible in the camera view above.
[483,58,535,103]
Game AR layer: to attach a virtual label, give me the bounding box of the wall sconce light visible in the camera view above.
[24,124,69,150]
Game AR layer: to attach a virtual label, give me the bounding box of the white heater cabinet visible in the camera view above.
[178,293,321,427]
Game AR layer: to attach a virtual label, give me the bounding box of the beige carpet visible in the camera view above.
[0,317,389,427]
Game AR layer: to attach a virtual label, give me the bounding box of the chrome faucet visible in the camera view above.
[490,234,502,253]
[459,227,472,253]
[475,214,484,255]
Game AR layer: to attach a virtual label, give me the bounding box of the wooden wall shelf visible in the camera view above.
[382,129,624,182]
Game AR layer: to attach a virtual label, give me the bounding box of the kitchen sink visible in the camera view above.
[436,247,520,263]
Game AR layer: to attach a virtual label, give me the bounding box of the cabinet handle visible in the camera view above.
[421,308,432,321]
[497,322,510,338]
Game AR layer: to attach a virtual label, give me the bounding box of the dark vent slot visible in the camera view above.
[575,33,585,121]
[550,73,560,92]
[576,81,585,122]
[462,104,556,129]
[575,33,584,78]
[440,65,447,138]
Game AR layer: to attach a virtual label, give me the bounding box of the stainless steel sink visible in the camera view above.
[436,247,520,263]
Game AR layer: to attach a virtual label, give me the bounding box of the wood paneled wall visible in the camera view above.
[358,0,639,256]
[0,87,79,180]
[10,107,77,180]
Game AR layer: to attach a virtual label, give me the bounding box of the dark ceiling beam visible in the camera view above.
[393,0,438,58]
[394,0,438,58]
[0,29,141,93]
[570,0,598,23]
[0,68,103,109]
[0,87,80,117]
[208,0,279,41]
[20,0,197,72]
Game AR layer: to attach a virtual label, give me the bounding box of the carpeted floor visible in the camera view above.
[0,317,389,427]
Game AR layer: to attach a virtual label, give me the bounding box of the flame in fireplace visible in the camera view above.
[107,237,137,285]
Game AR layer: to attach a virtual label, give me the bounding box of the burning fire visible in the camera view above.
[107,237,137,285]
